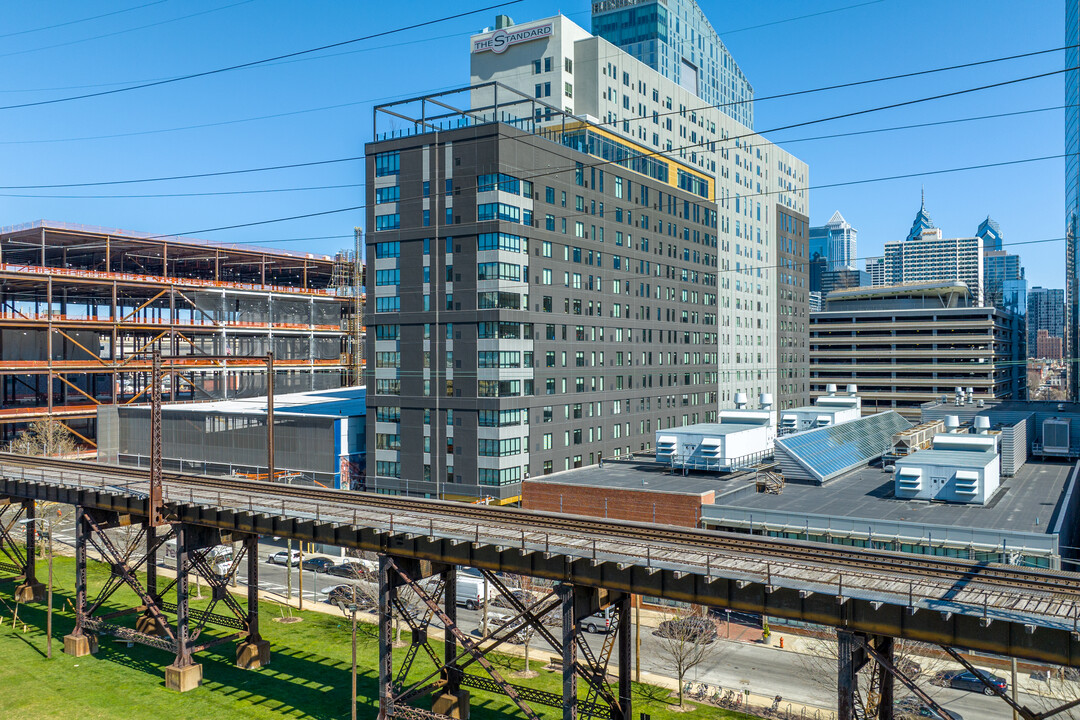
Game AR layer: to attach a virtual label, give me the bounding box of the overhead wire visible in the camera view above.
[0,0,524,112]
[0,0,169,40]
[0,56,1069,193]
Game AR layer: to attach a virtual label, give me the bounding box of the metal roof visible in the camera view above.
[898,447,997,468]
[776,411,912,483]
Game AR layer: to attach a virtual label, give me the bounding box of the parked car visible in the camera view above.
[654,617,717,643]
[896,698,963,720]
[267,549,301,566]
[301,557,335,573]
[327,585,374,612]
[945,670,1007,695]
[327,563,366,580]
[490,587,537,610]
[580,608,615,634]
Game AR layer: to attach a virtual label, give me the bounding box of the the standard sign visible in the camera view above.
[472,23,553,54]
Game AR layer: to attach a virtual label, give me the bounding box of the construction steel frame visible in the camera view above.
[0,221,359,443]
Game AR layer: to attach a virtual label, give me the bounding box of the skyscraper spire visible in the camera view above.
[907,189,935,242]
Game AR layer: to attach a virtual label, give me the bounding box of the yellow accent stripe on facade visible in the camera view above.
[559,120,715,201]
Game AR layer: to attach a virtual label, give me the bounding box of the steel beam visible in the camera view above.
[378,554,393,720]
[837,630,865,720]
[875,636,894,720]
[443,565,459,696]
[558,583,578,720]
[616,594,632,720]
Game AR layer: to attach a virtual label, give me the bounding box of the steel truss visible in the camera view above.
[938,646,1080,720]
[376,555,631,720]
[0,499,29,577]
[65,505,266,682]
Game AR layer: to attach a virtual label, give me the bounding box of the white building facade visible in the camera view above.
[883,230,985,306]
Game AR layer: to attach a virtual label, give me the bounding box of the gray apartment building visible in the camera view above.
[365,118,720,502]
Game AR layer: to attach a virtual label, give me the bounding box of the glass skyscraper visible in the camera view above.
[591,0,755,128]
[1067,0,1079,398]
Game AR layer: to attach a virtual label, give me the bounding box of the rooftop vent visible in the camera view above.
[494,14,514,29]
[945,415,960,432]
[974,416,991,434]
[734,392,748,410]
[760,393,773,411]
[826,384,837,396]
[846,384,858,395]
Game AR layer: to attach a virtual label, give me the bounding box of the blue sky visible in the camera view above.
[0,0,1064,288]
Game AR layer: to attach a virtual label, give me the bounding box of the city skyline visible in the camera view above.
[0,0,1062,289]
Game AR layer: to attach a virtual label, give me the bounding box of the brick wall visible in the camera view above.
[522,481,710,528]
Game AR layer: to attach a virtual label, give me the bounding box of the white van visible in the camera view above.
[456,576,488,610]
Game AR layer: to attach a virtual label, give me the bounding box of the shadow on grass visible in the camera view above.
[635,681,676,706]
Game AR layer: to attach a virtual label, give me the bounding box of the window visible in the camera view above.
[375,351,400,368]
[541,240,552,257]
[478,291,522,310]
[479,409,523,426]
[375,461,400,478]
[564,57,573,74]
[477,350,521,368]
[374,241,400,258]
[375,296,400,313]
[564,82,573,98]
[478,438,522,456]
[477,262,521,281]
[375,324,399,340]
[376,433,401,450]
[375,268,400,286]
[478,467,521,486]
[375,214,400,231]
[375,406,400,423]
[374,379,400,395]
[374,151,399,177]
[545,214,555,231]
[477,203,521,223]
[375,186,400,204]
[478,232,525,252]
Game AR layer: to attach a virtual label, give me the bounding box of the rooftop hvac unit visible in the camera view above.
[1043,418,1071,456]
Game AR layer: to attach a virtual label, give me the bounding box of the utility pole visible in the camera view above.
[298,544,304,612]
[351,598,358,720]
[45,513,53,659]
[634,595,641,683]
[286,539,293,602]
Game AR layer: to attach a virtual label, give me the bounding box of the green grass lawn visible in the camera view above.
[0,555,750,719]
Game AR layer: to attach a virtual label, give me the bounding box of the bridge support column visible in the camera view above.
[432,564,469,718]
[377,554,393,720]
[837,630,867,720]
[165,523,201,692]
[63,506,95,657]
[135,525,160,636]
[616,593,632,720]
[558,583,578,720]
[15,500,44,602]
[875,636,894,720]
[236,534,270,669]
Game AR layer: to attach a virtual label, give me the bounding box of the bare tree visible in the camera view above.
[1028,664,1080,720]
[652,606,721,709]
[795,630,950,716]
[7,419,78,457]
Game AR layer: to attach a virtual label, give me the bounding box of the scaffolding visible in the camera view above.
[0,221,364,446]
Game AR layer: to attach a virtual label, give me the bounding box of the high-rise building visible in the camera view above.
[810,282,1025,420]
[1028,286,1065,352]
[976,216,1004,252]
[1068,1,1080,397]
[865,256,886,286]
[591,0,755,128]
[906,191,935,242]
[469,14,810,416]
[365,120,723,501]
[884,229,984,305]
[983,251,1025,311]
[809,211,857,271]
[777,207,810,410]
[1037,329,1064,360]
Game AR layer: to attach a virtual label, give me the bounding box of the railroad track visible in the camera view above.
[3,453,1080,600]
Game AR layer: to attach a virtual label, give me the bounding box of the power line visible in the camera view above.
[716,0,887,35]
[0,0,168,40]
[0,0,523,112]
[3,57,1068,193]
[0,0,259,61]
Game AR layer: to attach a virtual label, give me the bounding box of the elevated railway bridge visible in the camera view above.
[1,452,1079,720]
